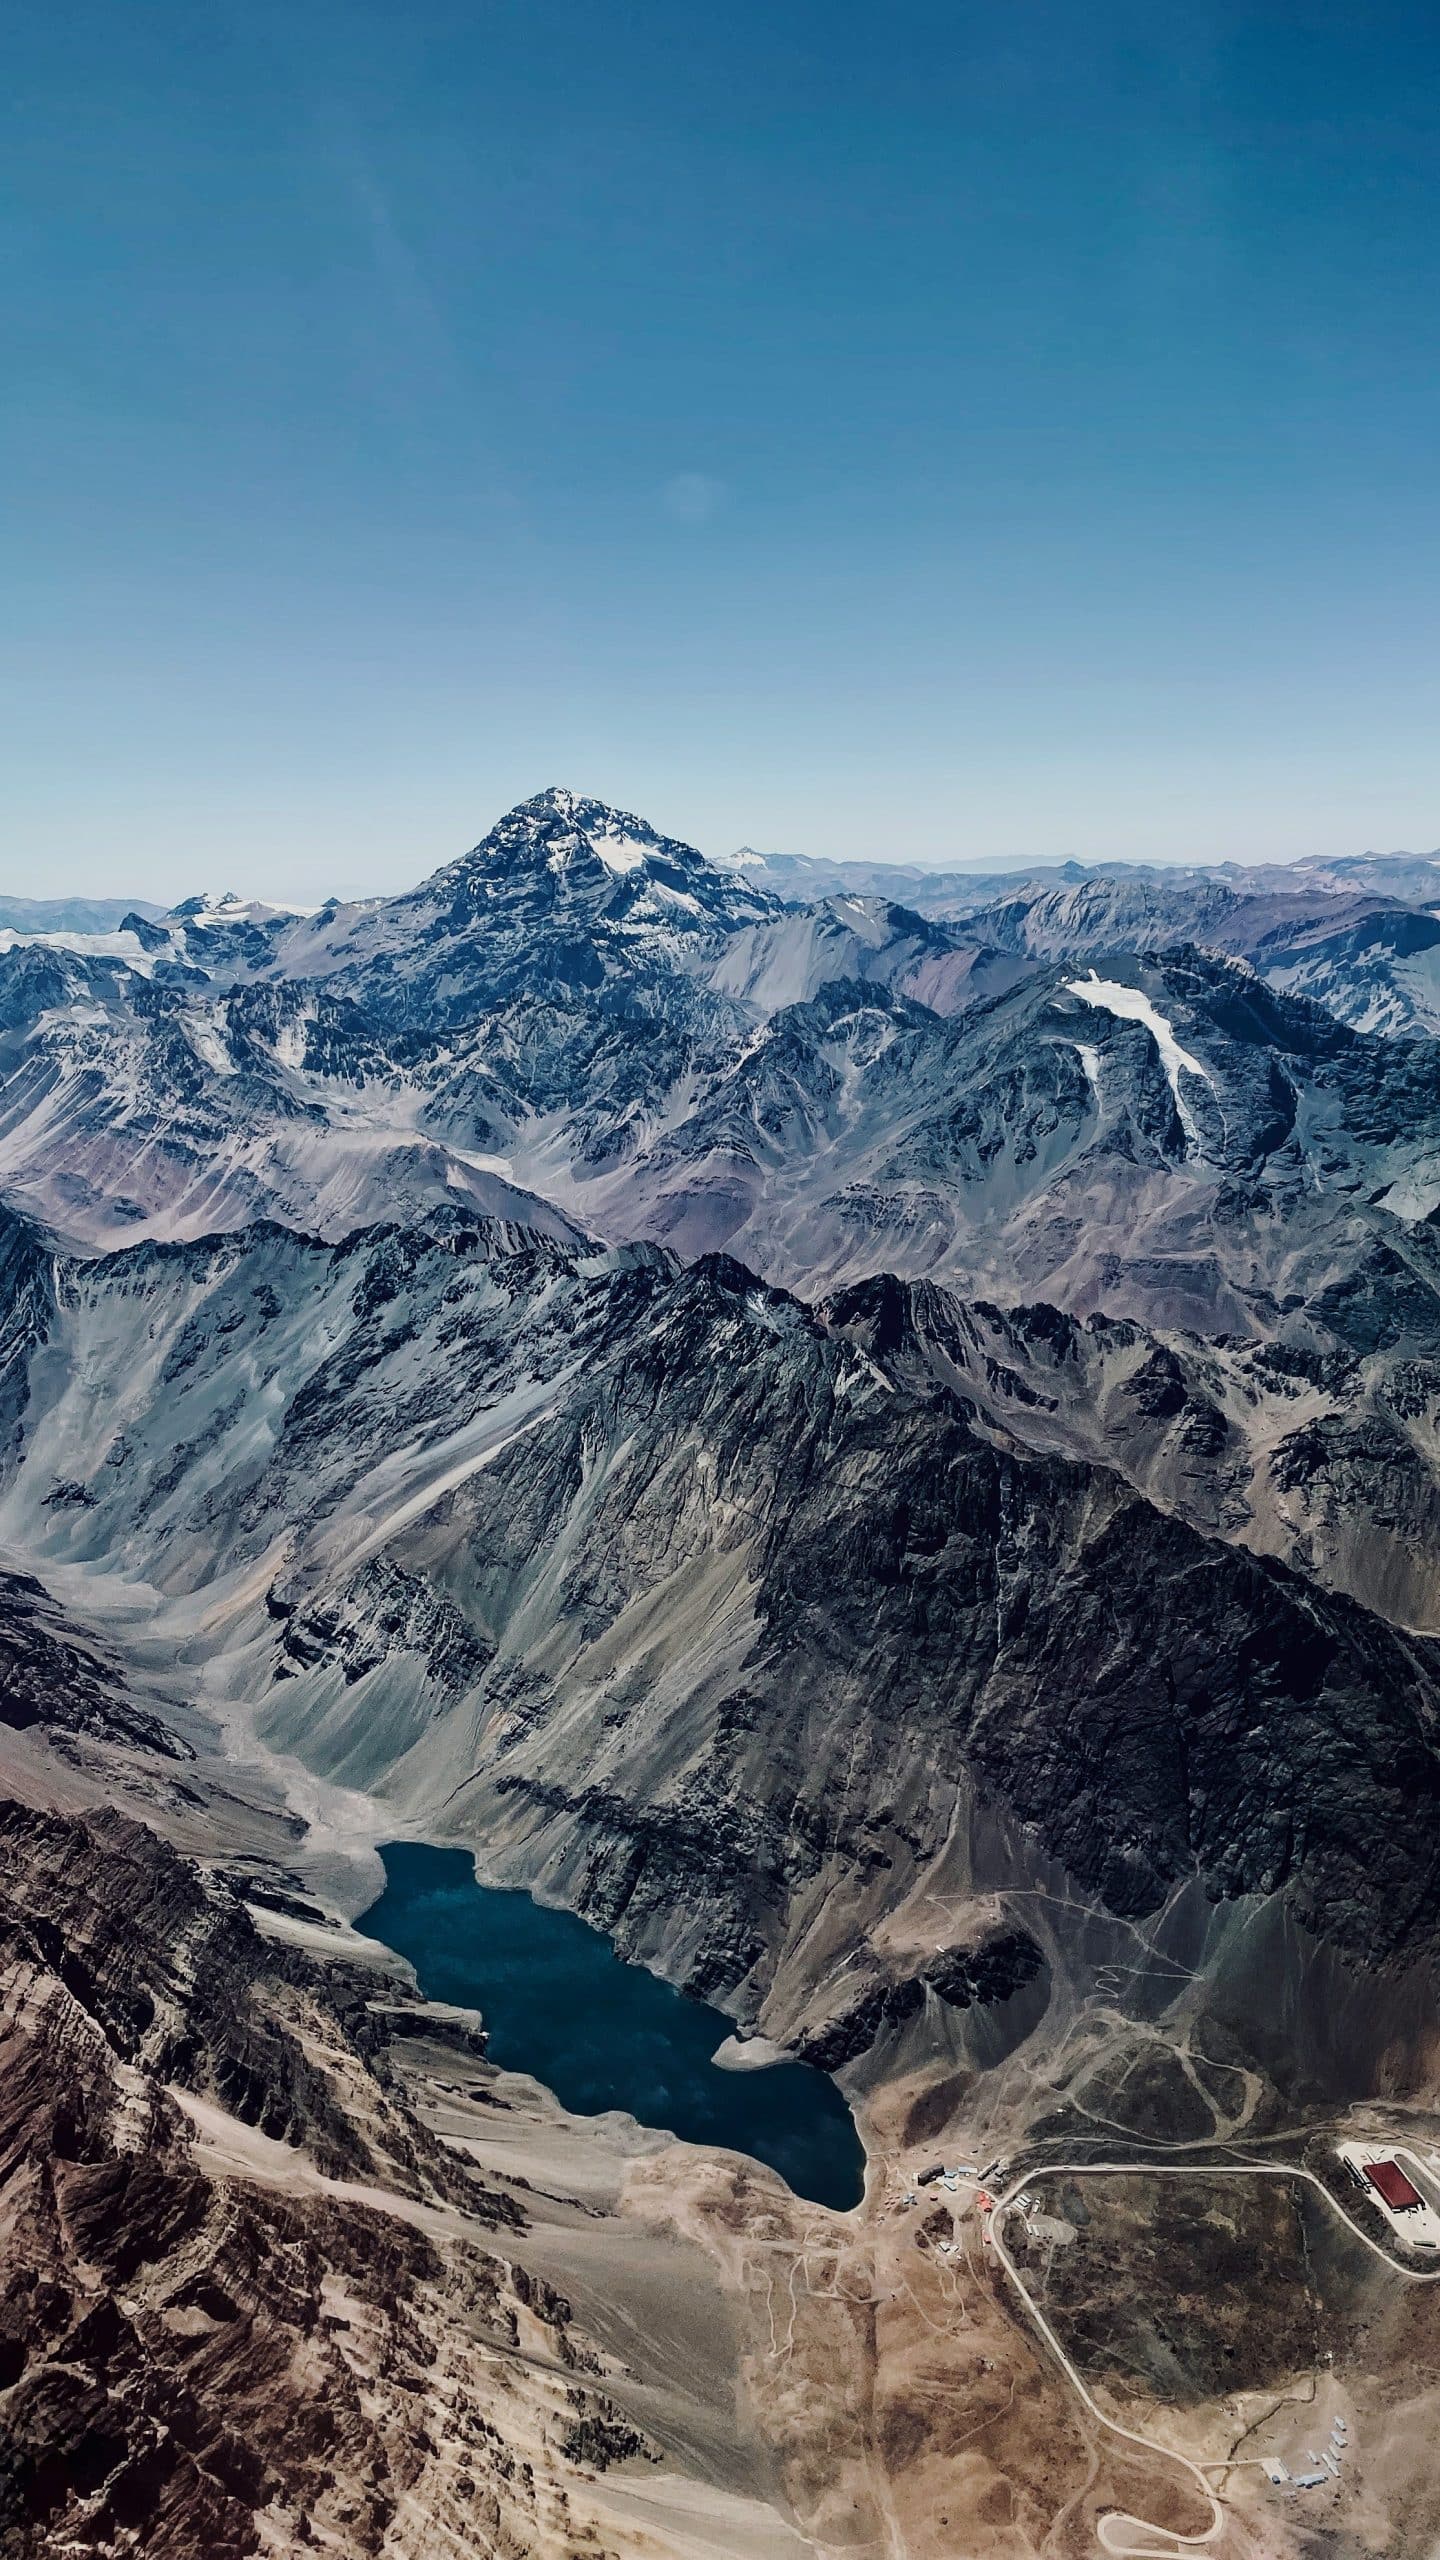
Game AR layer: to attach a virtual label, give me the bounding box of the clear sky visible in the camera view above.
[6,0,1440,902]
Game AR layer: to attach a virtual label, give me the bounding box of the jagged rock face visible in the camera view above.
[0,1572,185,1761]
[0,1799,377,2173]
[309,787,779,1024]
[0,940,589,1252]
[5,791,1440,2069]
[541,951,1440,1330]
[705,894,1031,1018]
[829,1272,1440,1633]
[0,790,782,1247]
[5,788,1440,1285]
[0,1795,654,2560]
[793,1930,1046,2071]
[3,1208,1440,2084]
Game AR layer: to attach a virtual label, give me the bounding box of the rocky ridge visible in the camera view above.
[2,1203,1439,2099]
[0,1791,673,2560]
[5,791,1440,1271]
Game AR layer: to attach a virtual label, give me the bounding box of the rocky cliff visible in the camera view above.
[2,1204,1438,2094]
[0,1791,637,2560]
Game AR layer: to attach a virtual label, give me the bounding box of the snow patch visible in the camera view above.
[272,1014,311,1071]
[185,1012,235,1077]
[0,928,157,978]
[445,1145,516,1180]
[179,891,318,923]
[594,831,650,876]
[1066,972,1211,1150]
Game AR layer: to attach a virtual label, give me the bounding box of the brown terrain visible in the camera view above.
[6,1595,1440,2560]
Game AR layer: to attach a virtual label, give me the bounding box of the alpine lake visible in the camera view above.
[359,1841,865,2212]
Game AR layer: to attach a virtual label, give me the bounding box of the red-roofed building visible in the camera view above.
[1364,2158,1423,2213]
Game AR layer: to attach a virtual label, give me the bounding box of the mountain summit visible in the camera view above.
[275,787,785,1033]
[415,785,778,929]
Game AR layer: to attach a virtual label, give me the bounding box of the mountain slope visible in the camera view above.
[8,799,1440,1650]
[2,1205,1439,2104]
[739,843,1440,1035]
[0,1785,792,2560]
[7,793,1440,1290]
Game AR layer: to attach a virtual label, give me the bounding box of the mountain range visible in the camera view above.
[9,789,1440,2556]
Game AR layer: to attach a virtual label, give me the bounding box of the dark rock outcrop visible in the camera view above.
[0,1796,646,2560]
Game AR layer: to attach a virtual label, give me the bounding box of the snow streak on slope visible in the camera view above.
[1066,970,1213,1151]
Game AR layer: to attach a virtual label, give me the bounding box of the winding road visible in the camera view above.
[987,2153,1440,2558]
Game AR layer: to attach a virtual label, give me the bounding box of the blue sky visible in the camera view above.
[6,0,1440,900]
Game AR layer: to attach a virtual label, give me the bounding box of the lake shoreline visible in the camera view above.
[357,1838,865,2211]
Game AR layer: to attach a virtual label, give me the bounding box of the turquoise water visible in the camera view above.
[358,1841,864,2211]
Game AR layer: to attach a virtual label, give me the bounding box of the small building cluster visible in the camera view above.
[1267,2415,1349,2497]
[915,2157,1004,2190]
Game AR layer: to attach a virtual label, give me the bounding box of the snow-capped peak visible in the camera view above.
[711,845,769,874]
[169,891,318,924]
[427,789,775,914]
